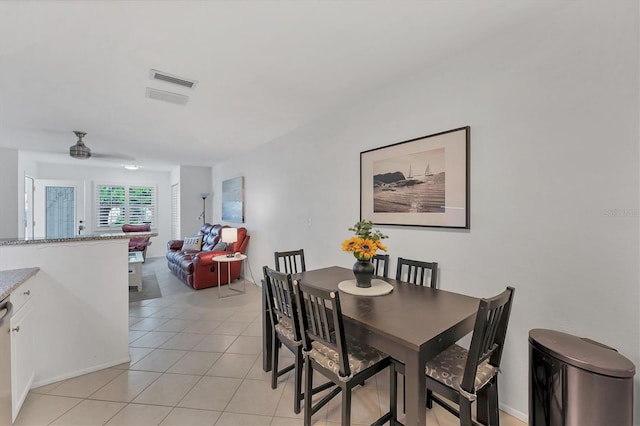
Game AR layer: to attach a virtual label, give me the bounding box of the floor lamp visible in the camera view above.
[199,193,210,225]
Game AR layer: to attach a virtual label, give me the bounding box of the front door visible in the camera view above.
[34,180,85,238]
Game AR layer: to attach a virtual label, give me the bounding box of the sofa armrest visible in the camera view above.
[167,240,183,251]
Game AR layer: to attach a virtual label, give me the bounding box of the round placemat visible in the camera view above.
[338,279,393,296]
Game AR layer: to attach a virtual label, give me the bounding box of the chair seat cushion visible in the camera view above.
[275,321,299,344]
[424,344,498,392]
[309,336,387,378]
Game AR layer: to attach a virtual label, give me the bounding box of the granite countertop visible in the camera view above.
[0,232,158,247]
[0,268,40,300]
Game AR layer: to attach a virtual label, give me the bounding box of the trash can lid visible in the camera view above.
[529,329,635,378]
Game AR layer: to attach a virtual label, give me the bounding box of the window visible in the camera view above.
[95,183,157,230]
[171,183,180,240]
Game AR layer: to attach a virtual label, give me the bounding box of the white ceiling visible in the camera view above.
[0,0,564,170]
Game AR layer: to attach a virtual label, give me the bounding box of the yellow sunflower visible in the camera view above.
[341,237,362,252]
[375,241,387,252]
[356,239,378,260]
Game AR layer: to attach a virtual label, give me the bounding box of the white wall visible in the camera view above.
[214,2,639,420]
[36,163,172,259]
[0,147,19,238]
[179,165,213,237]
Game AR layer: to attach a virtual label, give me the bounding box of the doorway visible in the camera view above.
[34,180,85,238]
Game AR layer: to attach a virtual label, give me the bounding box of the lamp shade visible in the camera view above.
[221,227,238,244]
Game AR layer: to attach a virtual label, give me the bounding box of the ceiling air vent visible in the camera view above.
[149,69,197,89]
[146,87,189,105]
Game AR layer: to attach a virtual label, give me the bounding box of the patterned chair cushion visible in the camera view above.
[424,344,498,394]
[275,321,299,345]
[309,335,387,379]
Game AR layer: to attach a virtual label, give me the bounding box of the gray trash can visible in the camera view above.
[529,329,635,425]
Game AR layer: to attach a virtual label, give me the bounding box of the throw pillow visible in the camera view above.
[182,235,203,251]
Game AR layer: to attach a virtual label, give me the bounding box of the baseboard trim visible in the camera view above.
[499,402,527,423]
[31,356,131,389]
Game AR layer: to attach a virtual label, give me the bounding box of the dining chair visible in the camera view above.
[262,266,333,414]
[424,286,515,426]
[395,257,438,288]
[293,279,397,426]
[274,249,306,274]
[372,253,389,278]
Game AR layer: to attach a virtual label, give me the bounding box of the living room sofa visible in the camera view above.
[166,223,250,290]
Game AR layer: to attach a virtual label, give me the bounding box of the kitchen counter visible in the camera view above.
[0,268,39,300]
[0,232,157,247]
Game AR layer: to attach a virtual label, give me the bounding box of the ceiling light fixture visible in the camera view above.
[123,165,140,170]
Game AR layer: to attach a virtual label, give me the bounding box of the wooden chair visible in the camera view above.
[372,253,389,278]
[293,279,397,426]
[396,257,438,288]
[425,287,515,426]
[262,266,333,414]
[274,249,306,274]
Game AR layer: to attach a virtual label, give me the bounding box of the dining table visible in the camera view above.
[261,266,481,426]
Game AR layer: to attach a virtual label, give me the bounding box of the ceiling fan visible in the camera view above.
[69,130,134,161]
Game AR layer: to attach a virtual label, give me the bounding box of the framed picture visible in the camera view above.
[221,176,244,223]
[360,126,470,228]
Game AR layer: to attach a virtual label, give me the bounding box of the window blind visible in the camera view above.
[95,183,157,230]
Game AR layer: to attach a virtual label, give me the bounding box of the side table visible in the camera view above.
[128,251,144,291]
[213,254,247,298]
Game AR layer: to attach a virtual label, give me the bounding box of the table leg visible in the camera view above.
[217,261,222,298]
[262,282,272,372]
[404,351,427,426]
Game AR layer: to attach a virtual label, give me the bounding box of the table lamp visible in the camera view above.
[221,227,238,258]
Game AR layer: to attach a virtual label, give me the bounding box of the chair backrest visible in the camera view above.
[395,257,438,288]
[461,286,515,393]
[122,223,151,247]
[372,254,389,278]
[293,279,350,378]
[263,266,302,342]
[274,249,306,274]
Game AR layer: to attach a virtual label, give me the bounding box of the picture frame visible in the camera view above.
[221,176,245,223]
[360,126,470,228]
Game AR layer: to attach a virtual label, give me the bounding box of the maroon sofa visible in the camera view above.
[123,223,152,260]
[166,223,249,290]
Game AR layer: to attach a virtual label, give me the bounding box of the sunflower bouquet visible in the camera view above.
[341,220,388,261]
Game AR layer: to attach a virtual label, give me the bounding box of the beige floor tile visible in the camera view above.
[225,378,285,416]
[160,332,208,350]
[129,330,149,343]
[241,321,263,337]
[130,317,145,327]
[245,355,273,381]
[192,334,238,352]
[501,411,527,425]
[325,385,382,425]
[160,407,221,425]
[182,320,224,334]
[214,320,250,335]
[130,349,187,372]
[47,368,123,398]
[226,335,262,354]
[49,399,126,425]
[14,394,83,426]
[30,381,64,395]
[149,307,187,319]
[199,308,237,322]
[130,317,170,331]
[178,376,242,411]
[89,370,162,402]
[104,403,172,425]
[167,351,223,375]
[205,353,258,378]
[130,331,178,348]
[133,373,200,406]
[153,319,196,333]
[129,306,163,318]
[227,310,261,322]
[215,412,272,425]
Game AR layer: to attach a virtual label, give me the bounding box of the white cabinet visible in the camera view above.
[9,281,36,423]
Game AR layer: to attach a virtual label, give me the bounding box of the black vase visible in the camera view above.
[353,260,374,288]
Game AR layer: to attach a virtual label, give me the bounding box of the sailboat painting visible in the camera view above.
[372,148,445,213]
[360,126,470,228]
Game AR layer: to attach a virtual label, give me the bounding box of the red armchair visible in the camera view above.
[122,223,153,260]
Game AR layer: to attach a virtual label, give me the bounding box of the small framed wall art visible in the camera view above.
[360,126,470,228]
[221,176,245,223]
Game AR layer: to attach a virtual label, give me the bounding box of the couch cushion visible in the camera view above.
[166,251,194,274]
[201,224,222,251]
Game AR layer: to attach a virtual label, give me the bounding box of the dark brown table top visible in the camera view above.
[293,266,480,352]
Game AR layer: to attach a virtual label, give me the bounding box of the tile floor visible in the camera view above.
[13,258,526,425]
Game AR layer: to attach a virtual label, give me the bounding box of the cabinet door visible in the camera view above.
[10,300,35,422]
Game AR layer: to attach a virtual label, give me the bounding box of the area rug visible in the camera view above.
[129,269,162,303]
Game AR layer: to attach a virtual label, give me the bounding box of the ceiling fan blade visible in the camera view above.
[91,152,136,161]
